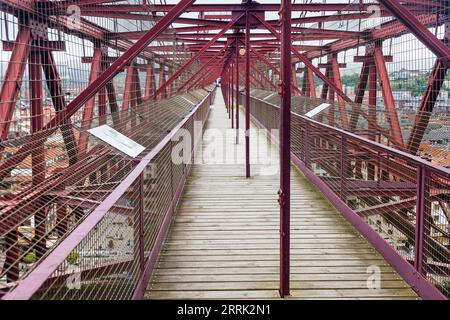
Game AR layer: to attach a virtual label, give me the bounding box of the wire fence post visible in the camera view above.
[139,172,145,275]
[414,165,427,276]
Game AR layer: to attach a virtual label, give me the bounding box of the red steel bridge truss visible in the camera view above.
[0,0,448,299]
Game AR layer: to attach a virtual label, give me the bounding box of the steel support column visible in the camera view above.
[144,63,156,98]
[40,50,78,165]
[245,14,251,178]
[407,59,448,154]
[373,42,404,148]
[231,62,234,128]
[177,44,228,94]
[292,64,299,96]
[158,65,167,99]
[29,49,47,259]
[253,13,353,104]
[235,42,240,144]
[377,0,450,65]
[279,0,291,298]
[79,45,103,156]
[0,26,31,141]
[330,54,349,129]
[154,15,242,99]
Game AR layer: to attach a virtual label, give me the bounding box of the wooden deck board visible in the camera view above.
[145,91,419,300]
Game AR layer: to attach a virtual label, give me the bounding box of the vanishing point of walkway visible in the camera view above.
[145,92,418,300]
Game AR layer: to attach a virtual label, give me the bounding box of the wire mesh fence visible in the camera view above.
[0,85,214,299]
[247,91,449,298]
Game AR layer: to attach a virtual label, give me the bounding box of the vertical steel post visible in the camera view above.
[235,41,240,144]
[231,62,234,127]
[0,26,31,141]
[227,68,230,113]
[279,0,291,298]
[29,48,47,259]
[5,229,19,283]
[414,165,428,276]
[245,14,251,177]
[29,50,45,185]
[340,136,347,200]
[159,65,167,99]
[145,62,155,99]
[139,172,145,274]
[368,59,377,180]
[304,121,310,169]
[292,64,299,96]
[373,41,404,148]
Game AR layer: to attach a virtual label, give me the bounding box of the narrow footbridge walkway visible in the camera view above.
[145,92,418,300]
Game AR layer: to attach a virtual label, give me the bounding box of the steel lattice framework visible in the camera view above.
[0,0,449,300]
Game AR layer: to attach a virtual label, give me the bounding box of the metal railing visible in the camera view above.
[246,91,449,299]
[1,87,215,300]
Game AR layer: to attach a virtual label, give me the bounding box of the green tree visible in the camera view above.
[66,251,79,264]
[23,252,36,264]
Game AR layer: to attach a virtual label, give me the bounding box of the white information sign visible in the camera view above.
[305,103,331,118]
[88,125,145,158]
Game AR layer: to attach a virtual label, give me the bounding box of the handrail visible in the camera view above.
[2,88,215,300]
[249,94,450,177]
[246,92,449,299]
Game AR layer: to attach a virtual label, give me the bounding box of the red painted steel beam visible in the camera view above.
[235,43,240,145]
[251,48,280,75]
[204,14,233,19]
[306,14,438,59]
[177,44,229,94]
[40,50,78,165]
[158,66,167,99]
[2,40,65,52]
[279,0,291,298]
[133,66,143,104]
[231,61,234,128]
[302,67,316,98]
[406,59,448,154]
[349,44,376,131]
[74,3,416,13]
[154,14,242,99]
[78,46,103,157]
[253,13,353,104]
[28,50,45,185]
[28,49,47,260]
[250,64,276,90]
[330,54,349,129]
[105,81,119,114]
[267,12,393,25]
[245,13,251,178]
[377,0,450,65]
[0,0,196,182]
[58,0,195,117]
[0,26,31,140]
[373,44,404,148]
[238,68,260,89]
[144,63,156,99]
[356,197,417,217]
[52,0,126,8]
[292,65,299,97]
[182,64,213,93]
[1,1,175,68]
[122,63,136,110]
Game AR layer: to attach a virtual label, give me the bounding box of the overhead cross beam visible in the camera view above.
[253,13,353,104]
[0,0,196,181]
[154,14,243,99]
[377,0,450,65]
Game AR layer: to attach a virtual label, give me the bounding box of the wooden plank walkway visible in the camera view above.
[145,91,419,300]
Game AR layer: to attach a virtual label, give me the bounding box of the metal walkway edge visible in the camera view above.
[145,91,419,300]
